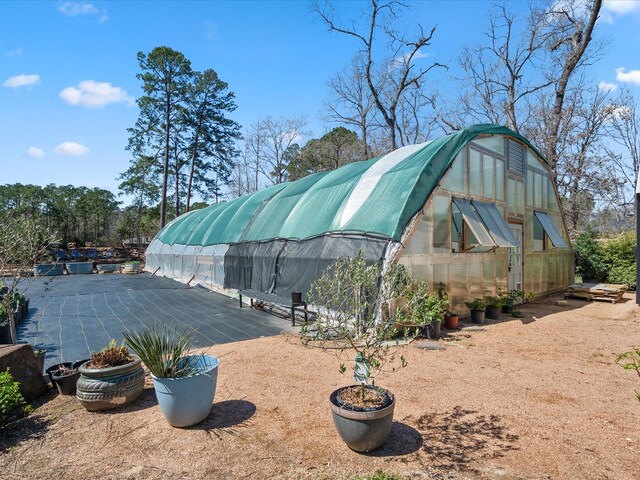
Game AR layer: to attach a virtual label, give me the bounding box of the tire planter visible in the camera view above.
[470,309,486,324]
[486,305,501,320]
[444,313,459,329]
[51,366,81,395]
[152,354,219,427]
[66,261,93,274]
[329,385,396,453]
[33,263,63,276]
[76,356,145,411]
[96,264,121,273]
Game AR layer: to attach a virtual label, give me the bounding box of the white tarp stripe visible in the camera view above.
[339,141,431,228]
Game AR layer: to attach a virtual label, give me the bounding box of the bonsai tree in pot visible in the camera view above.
[123,324,219,427]
[465,298,487,324]
[76,340,145,411]
[301,252,407,453]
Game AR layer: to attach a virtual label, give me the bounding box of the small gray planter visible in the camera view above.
[470,310,486,324]
[76,356,145,411]
[34,263,63,276]
[66,261,93,274]
[329,385,396,452]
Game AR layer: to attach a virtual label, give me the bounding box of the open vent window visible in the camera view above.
[452,197,518,253]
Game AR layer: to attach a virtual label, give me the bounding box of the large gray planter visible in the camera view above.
[76,356,145,411]
[33,263,63,276]
[152,354,219,427]
[329,385,396,453]
[66,261,93,274]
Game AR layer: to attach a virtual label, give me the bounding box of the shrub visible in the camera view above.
[616,349,640,403]
[573,228,606,282]
[602,231,636,288]
[0,368,32,428]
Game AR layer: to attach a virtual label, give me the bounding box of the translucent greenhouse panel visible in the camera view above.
[440,151,466,194]
[534,172,543,210]
[527,173,534,207]
[496,158,505,201]
[482,154,495,198]
[527,148,546,168]
[404,213,431,256]
[432,195,450,254]
[471,136,505,155]
[469,149,482,197]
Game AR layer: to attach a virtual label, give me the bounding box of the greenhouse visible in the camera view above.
[145,124,573,313]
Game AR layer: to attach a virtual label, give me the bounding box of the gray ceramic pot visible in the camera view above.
[329,385,395,453]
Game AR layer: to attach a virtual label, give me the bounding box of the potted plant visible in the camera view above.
[49,363,81,395]
[123,324,219,427]
[302,252,406,453]
[465,298,487,324]
[483,294,504,320]
[76,340,145,411]
[444,311,460,330]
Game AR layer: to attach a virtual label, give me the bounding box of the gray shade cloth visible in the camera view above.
[534,211,568,248]
[472,200,519,247]
[452,197,496,247]
[224,235,389,298]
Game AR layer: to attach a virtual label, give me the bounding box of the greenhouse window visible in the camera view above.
[472,200,519,247]
[534,211,567,248]
[451,197,496,252]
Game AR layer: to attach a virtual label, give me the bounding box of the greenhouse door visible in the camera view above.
[508,224,523,292]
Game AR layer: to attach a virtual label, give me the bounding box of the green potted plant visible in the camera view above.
[76,340,145,411]
[123,324,219,427]
[465,298,487,324]
[444,310,459,329]
[301,252,406,453]
[483,293,506,320]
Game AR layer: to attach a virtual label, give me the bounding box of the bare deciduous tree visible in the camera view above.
[313,0,445,151]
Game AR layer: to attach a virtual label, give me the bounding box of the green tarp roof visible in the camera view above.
[155,124,543,246]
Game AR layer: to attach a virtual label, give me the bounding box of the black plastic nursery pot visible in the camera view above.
[470,309,486,324]
[329,385,396,453]
[47,362,80,395]
[486,305,501,320]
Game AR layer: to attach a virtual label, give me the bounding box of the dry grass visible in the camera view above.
[1,293,639,479]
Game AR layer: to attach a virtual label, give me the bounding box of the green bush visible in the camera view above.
[602,231,636,288]
[0,368,32,428]
[573,228,607,282]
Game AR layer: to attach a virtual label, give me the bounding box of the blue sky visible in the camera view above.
[1,0,639,205]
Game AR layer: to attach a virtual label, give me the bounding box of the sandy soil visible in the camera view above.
[1,293,639,480]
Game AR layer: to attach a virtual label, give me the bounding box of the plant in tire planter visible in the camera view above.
[76,340,145,411]
[465,298,487,324]
[302,252,407,453]
[123,324,218,427]
[122,261,142,274]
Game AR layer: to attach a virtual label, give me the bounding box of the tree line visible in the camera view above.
[4,0,637,246]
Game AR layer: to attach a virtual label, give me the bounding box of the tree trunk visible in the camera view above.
[186,135,199,213]
[160,101,171,228]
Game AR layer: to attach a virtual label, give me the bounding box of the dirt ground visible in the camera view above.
[1,293,639,479]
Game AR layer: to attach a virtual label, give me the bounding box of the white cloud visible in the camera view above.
[27,147,45,158]
[59,2,108,22]
[54,142,89,156]
[59,80,134,108]
[603,0,640,14]
[2,74,40,88]
[616,67,640,86]
[598,81,618,92]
